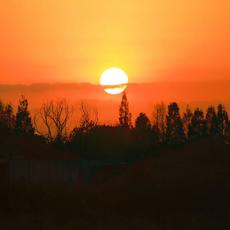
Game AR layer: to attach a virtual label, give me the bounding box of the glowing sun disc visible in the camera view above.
[100,67,128,95]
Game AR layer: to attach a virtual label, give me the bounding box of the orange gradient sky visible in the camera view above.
[0,0,230,84]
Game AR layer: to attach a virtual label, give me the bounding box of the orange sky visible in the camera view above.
[0,0,230,84]
[1,82,230,125]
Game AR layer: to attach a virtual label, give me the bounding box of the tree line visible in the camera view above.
[0,93,230,158]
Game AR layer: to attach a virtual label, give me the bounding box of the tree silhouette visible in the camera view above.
[166,102,185,144]
[134,112,153,150]
[152,102,166,142]
[135,113,151,131]
[119,91,132,128]
[188,108,206,140]
[15,96,34,135]
[34,99,72,142]
[70,102,98,153]
[78,101,98,133]
[216,104,228,137]
[225,122,230,143]
[0,102,15,130]
[205,106,218,136]
[182,105,193,139]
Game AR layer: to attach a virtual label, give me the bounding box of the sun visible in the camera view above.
[100,67,128,95]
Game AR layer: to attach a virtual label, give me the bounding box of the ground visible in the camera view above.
[1,138,230,229]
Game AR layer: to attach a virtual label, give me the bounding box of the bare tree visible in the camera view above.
[34,99,73,142]
[152,102,167,142]
[153,102,167,142]
[69,101,99,153]
[79,101,98,132]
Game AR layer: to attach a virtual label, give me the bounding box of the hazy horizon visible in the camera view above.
[2,79,230,85]
[1,81,230,124]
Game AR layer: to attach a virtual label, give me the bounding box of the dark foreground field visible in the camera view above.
[1,138,230,230]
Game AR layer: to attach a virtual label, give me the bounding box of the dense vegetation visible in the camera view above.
[0,93,229,159]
